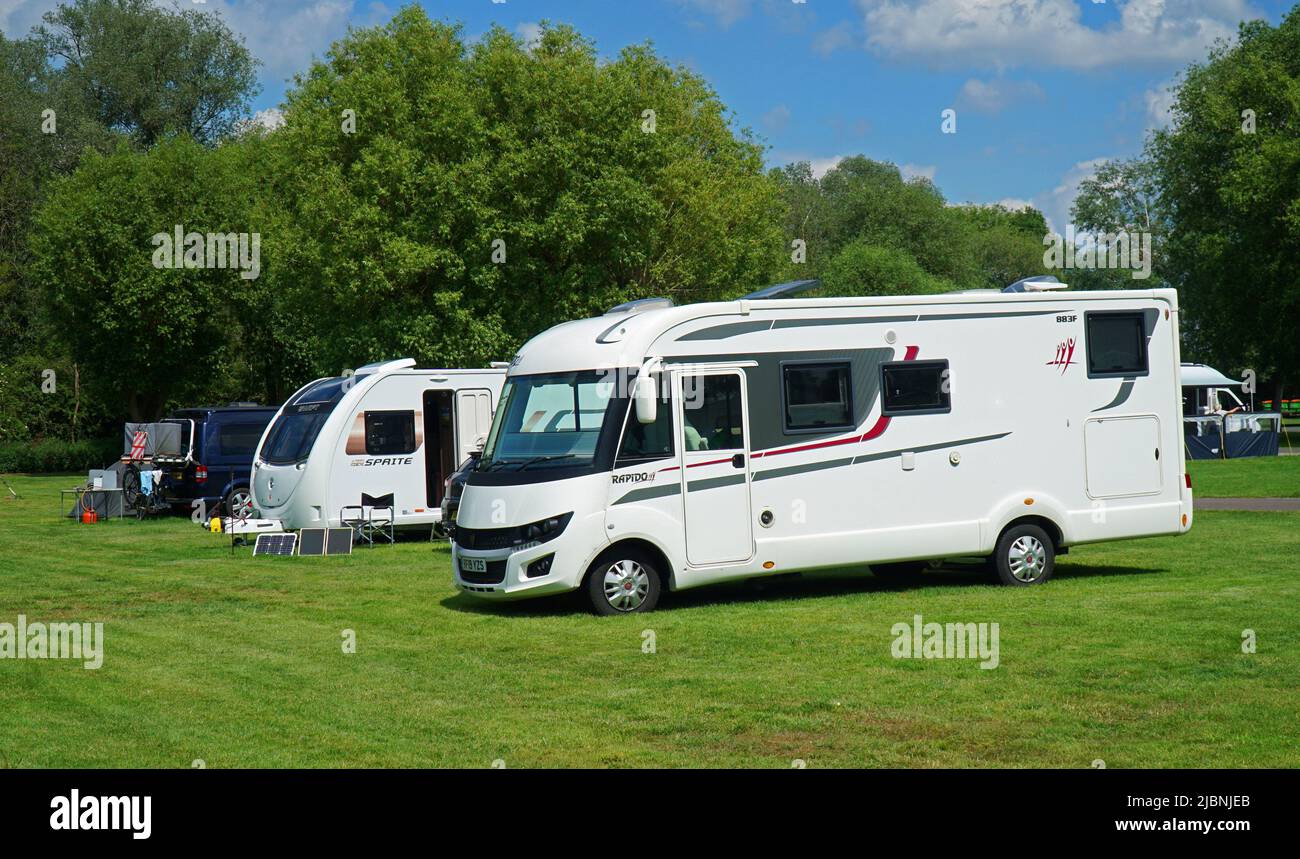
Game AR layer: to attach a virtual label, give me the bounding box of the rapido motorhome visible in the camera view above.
[452,283,1192,614]
[251,359,505,530]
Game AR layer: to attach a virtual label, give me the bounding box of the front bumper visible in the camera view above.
[452,521,602,600]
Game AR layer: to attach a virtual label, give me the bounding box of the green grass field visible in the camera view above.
[1189,454,1300,497]
[1,471,1297,768]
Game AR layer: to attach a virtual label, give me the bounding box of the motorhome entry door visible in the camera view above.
[675,369,754,565]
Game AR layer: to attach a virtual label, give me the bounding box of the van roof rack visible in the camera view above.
[742,279,822,300]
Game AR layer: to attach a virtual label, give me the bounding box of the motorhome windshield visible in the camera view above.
[260,375,367,465]
[478,371,619,472]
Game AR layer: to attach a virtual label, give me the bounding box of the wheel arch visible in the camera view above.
[997,514,1063,549]
[586,537,676,592]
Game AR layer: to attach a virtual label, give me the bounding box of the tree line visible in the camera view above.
[1,1,1295,446]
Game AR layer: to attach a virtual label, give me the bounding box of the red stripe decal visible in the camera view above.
[658,344,921,471]
[860,414,890,441]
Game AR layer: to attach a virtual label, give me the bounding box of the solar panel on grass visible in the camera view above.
[253,533,298,556]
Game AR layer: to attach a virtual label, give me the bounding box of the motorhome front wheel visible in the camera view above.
[585,548,662,615]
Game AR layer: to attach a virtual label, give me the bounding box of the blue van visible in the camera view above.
[160,404,279,517]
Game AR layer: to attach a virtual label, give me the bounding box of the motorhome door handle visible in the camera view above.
[731,453,745,468]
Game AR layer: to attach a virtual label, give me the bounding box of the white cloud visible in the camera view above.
[901,163,938,182]
[762,103,791,133]
[515,21,543,52]
[955,77,1044,114]
[0,0,61,37]
[2,2,357,85]
[1145,76,1179,129]
[673,0,753,29]
[857,0,1259,70]
[805,155,847,179]
[201,1,355,84]
[812,21,856,56]
[251,107,285,130]
[1031,157,1111,234]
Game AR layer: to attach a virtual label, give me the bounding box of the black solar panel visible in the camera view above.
[326,528,354,556]
[253,533,298,556]
[298,528,327,557]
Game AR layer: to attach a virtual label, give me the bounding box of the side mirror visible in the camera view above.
[634,374,657,424]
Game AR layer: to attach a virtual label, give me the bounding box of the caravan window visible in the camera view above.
[365,411,417,455]
[783,362,852,432]
[1085,311,1148,377]
[881,361,951,415]
[261,374,369,465]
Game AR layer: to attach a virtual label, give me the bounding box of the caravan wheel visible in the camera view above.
[993,523,1055,586]
[585,548,661,615]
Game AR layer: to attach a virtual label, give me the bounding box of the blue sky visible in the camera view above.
[2,0,1291,228]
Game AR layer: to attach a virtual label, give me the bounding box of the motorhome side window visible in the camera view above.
[881,360,951,416]
[682,374,744,451]
[616,394,673,464]
[1085,311,1149,377]
[783,362,852,432]
[365,410,417,455]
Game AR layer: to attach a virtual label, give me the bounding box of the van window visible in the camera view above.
[783,362,852,432]
[1086,311,1148,377]
[219,422,266,457]
[616,396,674,464]
[682,374,744,451]
[882,361,951,415]
[365,411,417,455]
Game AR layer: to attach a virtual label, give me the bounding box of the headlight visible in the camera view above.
[523,513,572,545]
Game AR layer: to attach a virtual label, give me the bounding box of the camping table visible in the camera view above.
[61,487,126,520]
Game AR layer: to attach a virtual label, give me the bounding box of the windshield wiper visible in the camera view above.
[515,454,579,471]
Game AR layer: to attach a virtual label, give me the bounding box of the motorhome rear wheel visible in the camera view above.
[993,523,1056,586]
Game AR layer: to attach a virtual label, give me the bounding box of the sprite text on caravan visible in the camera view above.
[1043,226,1152,280]
[151,224,261,280]
[0,615,103,669]
[50,790,150,840]
[891,614,999,669]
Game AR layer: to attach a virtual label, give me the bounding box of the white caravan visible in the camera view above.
[251,359,505,530]
[452,284,1193,613]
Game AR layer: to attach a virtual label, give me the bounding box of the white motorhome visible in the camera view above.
[251,359,505,531]
[1180,363,1246,416]
[452,283,1193,614]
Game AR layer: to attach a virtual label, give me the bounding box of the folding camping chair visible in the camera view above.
[341,493,395,547]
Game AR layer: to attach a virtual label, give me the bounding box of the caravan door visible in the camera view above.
[676,368,753,565]
[455,389,493,461]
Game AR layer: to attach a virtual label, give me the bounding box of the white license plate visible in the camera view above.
[460,557,487,573]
